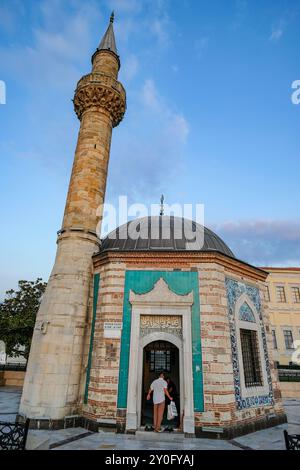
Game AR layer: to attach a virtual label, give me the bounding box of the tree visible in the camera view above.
[0,279,47,361]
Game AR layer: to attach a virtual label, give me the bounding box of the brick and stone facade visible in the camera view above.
[78,250,286,438]
[18,16,286,438]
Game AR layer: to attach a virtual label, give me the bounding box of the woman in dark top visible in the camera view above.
[166,377,181,429]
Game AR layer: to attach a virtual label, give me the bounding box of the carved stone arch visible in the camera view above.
[140,331,182,351]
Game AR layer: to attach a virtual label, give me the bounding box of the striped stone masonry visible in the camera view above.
[80,251,286,437]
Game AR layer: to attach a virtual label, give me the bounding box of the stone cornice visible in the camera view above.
[92,250,268,281]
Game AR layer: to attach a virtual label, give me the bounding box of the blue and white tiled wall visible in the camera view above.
[225,278,274,410]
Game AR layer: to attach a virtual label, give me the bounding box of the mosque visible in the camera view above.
[19,14,286,438]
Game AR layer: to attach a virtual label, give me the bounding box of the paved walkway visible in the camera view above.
[0,386,23,422]
[1,386,299,450]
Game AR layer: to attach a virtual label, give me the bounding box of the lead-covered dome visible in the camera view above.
[100,216,235,258]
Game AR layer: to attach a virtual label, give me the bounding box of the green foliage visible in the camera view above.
[0,279,47,360]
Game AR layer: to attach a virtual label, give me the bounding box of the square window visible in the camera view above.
[149,350,171,372]
[276,286,286,303]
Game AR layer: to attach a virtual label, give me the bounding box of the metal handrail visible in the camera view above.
[0,419,30,450]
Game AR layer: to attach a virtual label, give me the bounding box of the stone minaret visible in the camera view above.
[19,14,126,423]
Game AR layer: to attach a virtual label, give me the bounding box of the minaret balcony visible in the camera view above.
[74,72,126,126]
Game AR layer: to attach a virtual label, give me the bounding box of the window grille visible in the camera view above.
[240,329,262,387]
[276,286,286,303]
[283,330,294,349]
[272,330,278,349]
[291,287,300,303]
[150,350,171,372]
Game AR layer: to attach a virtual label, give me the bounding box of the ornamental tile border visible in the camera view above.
[225,278,274,410]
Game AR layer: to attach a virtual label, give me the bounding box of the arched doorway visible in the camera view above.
[125,278,197,434]
[141,340,180,428]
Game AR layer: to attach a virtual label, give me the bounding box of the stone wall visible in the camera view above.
[194,265,286,437]
[194,262,236,433]
[0,370,25,387]
[81,252,286,437]
[280,381,300,398]
[20,232,99,420]
[80,261,126,423]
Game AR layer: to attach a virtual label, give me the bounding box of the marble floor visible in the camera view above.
[1,386,299,450]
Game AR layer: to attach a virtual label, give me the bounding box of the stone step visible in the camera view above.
[135,430,187,442]
[26,434,50,450]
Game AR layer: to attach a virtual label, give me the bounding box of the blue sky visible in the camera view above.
[0,0,300,298]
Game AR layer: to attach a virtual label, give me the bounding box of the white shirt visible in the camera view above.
[150,378,168,404]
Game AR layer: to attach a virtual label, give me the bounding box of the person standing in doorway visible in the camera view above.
[166,377,181,430]
[147,371,173,432]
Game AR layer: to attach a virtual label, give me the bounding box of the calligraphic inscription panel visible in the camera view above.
[140,315,182,339]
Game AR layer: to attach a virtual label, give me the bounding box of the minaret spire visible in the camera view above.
[95,12,118,58]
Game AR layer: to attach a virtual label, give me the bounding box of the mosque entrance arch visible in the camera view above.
[125,277,196,434]
[141,340,180,428]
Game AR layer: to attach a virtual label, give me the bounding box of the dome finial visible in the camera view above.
[110,11,114,23]
[160,194,165,216]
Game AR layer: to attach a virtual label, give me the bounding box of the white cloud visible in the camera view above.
[106,0,142,13]
[141,78,189,143]
[1,0,186,206]
[212,219,300,266]
[150,18,170,48]
[0,0,104,178]
[122,53,139,81]
[269,20,286,43]
[114,17,138,44]
[0,0,102,90]
[194,37,209,59]
[106,0,172,49]
[269,28,283,42]
[141,79,161,111]
[106,78,189,201]
[167,114,189,143]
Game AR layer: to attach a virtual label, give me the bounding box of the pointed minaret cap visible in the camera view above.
[92,12,120,68]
